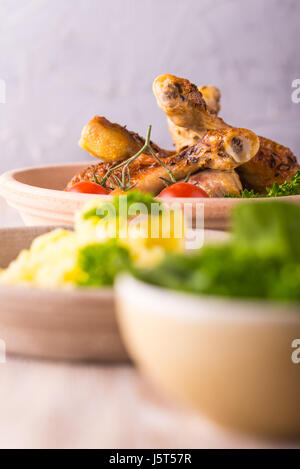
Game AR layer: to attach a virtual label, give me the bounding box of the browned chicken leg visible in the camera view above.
[67,127,258,195]
[153,74,299,193]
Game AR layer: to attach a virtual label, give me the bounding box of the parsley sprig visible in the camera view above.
[266,171,300,197]
[226,171,300,198]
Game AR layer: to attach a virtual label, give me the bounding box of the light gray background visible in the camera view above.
[0,0,299,173]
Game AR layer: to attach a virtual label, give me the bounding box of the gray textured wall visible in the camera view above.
[0,0,299,173]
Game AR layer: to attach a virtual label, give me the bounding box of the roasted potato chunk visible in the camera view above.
[79,116,144,162]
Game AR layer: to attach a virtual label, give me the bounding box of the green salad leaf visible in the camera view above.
[232,201,300,261]
[134,201,300,302]
[76,240,131,287]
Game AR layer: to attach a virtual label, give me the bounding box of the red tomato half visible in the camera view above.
[67,181,110,195]
[159,182,209,198]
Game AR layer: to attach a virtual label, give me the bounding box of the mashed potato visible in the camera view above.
[0,229,80,289]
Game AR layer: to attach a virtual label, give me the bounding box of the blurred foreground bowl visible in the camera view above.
[116,275,300,438]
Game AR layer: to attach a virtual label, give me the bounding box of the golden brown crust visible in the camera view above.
[188,170,242,197]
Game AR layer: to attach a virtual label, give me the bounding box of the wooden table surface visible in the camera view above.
[2,357,299,450]
[0,198,299,449]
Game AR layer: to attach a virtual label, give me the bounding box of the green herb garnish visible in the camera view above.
[226,171,300,198]
[266,171,300,197]
[225,188,262,198]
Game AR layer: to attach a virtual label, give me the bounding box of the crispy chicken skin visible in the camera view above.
[237,137,299,193]
[166,85,222,151]
[67,128,257,195]
[79,116,171,162]
[153,74,299,192]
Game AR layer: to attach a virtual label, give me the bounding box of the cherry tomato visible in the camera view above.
[67,181,110,195]
[159,182,209,198]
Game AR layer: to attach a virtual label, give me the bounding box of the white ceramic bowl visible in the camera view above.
[2,163,299,229]
[115,275,300,438]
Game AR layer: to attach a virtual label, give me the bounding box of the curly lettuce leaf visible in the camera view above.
[76,240,131,287]
[136,245,300,301]
[134,201,300,302]
[232,201,300,261]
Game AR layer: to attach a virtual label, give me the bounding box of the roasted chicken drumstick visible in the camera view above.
[153,74,299,193]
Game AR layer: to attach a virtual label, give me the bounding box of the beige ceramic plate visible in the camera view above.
[1,163,300,230]
[0,226,128,362]
[115,276,300,438]
[0,227,225,361]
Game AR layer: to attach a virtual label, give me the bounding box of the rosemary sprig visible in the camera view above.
[110,167,137,191]
[145,134,177,185]
[92,169,106,186]
[99,125,176,191]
